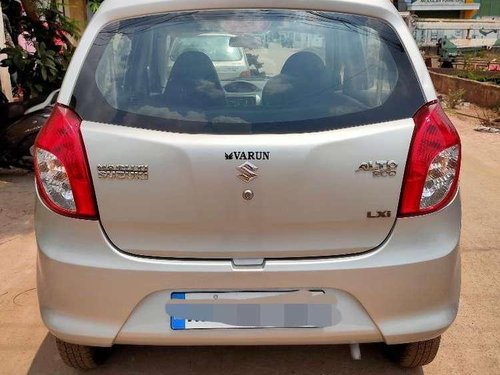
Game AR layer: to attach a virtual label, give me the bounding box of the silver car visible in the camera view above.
[167,33,251,80]
[34,0,461,370]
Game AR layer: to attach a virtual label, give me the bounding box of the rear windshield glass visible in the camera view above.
[170,35,243,62]
[73,10,425,134]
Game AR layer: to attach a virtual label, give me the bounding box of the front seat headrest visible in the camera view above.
[262,51,329,107]
[164,51,225,109]
[281,51,327,81]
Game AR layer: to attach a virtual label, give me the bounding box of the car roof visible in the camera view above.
[99,0,395,11]
[96,0,399,21]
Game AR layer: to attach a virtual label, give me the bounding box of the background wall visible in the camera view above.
[475,0,500,17]
[63,0,87,28]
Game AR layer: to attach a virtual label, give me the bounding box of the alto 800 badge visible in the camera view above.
[356,160,398,177]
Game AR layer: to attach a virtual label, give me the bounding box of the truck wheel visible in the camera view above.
[55,336,110,370]
[385,336,441,368]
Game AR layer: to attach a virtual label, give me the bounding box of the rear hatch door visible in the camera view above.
[82,120,413,258]
[73,9,425,258]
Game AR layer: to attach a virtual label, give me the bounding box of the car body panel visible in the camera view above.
[82,118,413,258]
[36,190,461,347]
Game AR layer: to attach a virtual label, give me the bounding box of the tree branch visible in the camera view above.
[20,0,40,22]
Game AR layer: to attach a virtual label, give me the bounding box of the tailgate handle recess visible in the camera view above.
[232,258,265,268]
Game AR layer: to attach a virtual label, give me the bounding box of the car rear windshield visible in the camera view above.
[72,10,425,134]
[170,35,243,62]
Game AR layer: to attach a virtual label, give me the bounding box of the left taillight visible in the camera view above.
[34,104,97,219]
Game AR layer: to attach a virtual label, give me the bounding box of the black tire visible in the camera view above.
[55,336,111,370]
[385,336,441,368]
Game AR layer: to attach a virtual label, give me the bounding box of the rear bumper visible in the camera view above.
[36,193,461,347]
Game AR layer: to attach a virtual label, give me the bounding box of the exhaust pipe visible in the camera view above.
[350,343,361,360]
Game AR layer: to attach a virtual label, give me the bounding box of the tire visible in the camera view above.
[55,336,111,370]
[385,336,441,368]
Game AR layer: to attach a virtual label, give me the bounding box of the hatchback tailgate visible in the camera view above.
[82,119,413,259]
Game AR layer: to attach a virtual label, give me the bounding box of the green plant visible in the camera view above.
[457,70,500,86]
[0,1,80,98]
[446,88,466,109]
[89,0,105,13]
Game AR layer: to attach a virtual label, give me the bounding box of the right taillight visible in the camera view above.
[398,101,461,217]
[34,104,98,219]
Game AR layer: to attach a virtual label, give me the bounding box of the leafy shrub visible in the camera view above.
[0,1,80,98]
[89,0,104,13]
[446,88,466,109]
[458,71,500,85]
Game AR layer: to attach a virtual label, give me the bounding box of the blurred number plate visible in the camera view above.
[169,291,330,330]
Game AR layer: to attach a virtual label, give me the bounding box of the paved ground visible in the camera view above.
[0,112,498,374]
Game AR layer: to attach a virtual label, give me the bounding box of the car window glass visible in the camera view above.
[73,10,424,134]
[170,36,243,61]
[96,34,132,108]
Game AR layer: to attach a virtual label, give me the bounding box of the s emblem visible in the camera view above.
[237,162,258,183]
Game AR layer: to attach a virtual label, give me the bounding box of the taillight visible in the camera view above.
[398,101,461,217]
[34,104,97,219]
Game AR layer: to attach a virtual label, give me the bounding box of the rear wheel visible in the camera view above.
[55,336,111,370]
[385,336,441,368]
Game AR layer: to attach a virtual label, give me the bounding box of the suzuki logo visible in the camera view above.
[237,162,258,183]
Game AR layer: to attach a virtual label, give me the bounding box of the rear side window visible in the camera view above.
[73,10,425,134]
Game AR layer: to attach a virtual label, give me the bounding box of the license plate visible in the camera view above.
[168,291,332,330]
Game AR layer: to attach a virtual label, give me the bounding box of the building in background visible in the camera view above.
[395,0,500,49]
[396,0,480,19]
[475,0,500,18]
[61,0,89,27]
